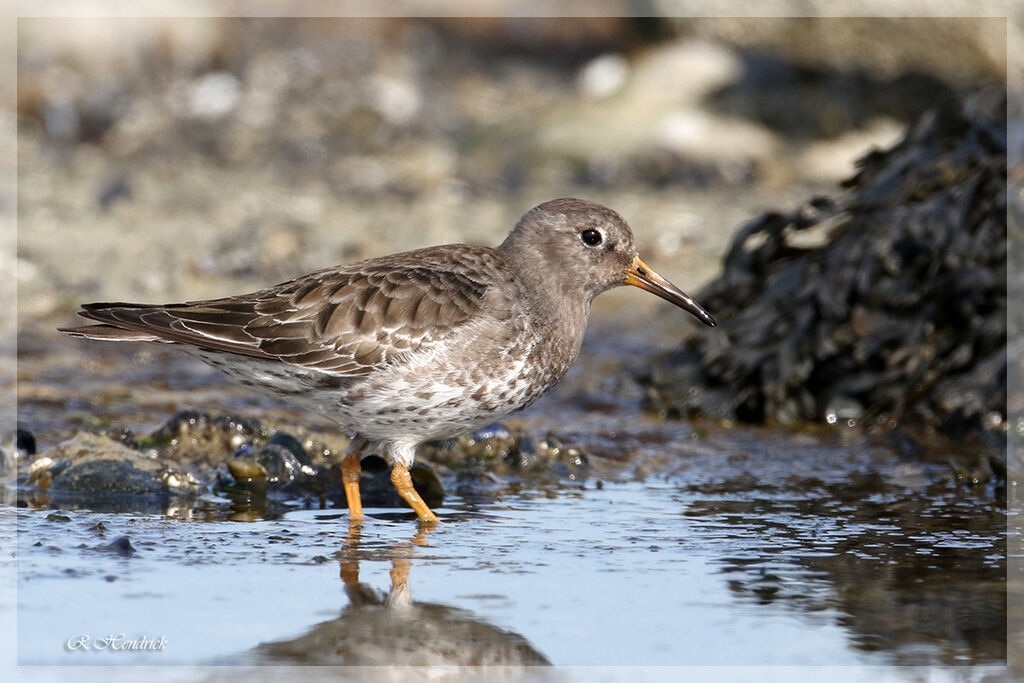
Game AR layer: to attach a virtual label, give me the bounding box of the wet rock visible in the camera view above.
[226,457,268,487]
[107,427,140,450]
[22,432,204,497]
[55,460,168,496]
[419,423,588,481]
[469,423,510,441]
[144,410,265,460]
[99,535,136,557]
[265,432,312,466]
[644,93,1006,452]
[227,433,318,490]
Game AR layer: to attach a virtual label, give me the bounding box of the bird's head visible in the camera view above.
[499,198,717,327]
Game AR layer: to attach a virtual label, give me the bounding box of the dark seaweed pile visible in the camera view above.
[645,92,1006,444]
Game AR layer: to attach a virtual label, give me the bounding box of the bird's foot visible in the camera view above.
[391,462,440,524]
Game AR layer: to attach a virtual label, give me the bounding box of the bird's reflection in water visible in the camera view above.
[255,519,550,666]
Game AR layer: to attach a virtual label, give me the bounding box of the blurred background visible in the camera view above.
[7,8,1021,674]
[14,14,1005,311]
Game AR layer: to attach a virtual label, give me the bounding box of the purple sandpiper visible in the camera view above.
[62,198,716,523]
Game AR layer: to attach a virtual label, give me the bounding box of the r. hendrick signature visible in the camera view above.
[66,633,167,651]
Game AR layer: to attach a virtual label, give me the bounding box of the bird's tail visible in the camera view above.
[59,302,166,342]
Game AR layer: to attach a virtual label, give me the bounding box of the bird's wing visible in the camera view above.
[65,246,509,377]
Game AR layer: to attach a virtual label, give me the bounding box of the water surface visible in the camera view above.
[12,304,1010,676]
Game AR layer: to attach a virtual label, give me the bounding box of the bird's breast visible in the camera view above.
[313,306,583,441]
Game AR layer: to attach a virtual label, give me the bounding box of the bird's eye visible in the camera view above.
[580,229,603,246]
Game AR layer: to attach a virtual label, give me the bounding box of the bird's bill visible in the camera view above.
[624,257,717,327]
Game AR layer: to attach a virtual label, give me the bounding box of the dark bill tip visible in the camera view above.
[624,258,717,327]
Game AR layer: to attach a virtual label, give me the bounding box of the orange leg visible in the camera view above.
[342,450,363,518]
[390,557,411,591]
[390,463,439,523]
[339,517,362,586]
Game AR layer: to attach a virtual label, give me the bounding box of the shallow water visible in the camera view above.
[14,453,1008,669]
[12,303,1011,674]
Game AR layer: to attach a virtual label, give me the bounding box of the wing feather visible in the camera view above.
[63,245,512,378]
